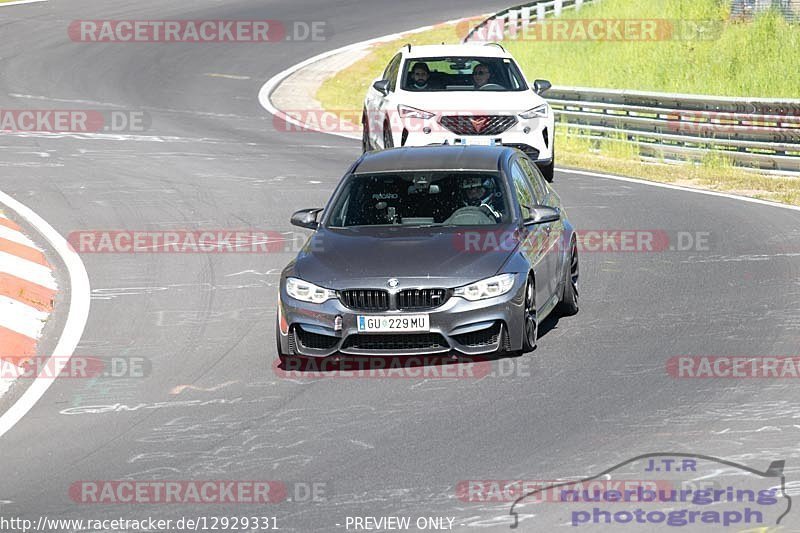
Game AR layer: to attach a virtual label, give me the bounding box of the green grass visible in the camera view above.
[505,0,800,97]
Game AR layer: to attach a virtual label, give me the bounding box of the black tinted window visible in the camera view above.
[510,162,535,219]
[400,56,528,92]
[327,172,510,227]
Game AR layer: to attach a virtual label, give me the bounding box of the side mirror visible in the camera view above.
[533,79,552,95]
[290,208,323,230]
[524,206,560,225]
[373,79,390,96]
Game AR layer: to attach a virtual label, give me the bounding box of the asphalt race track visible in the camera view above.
[1,1,800,531]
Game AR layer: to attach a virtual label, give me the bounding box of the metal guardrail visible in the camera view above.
[463,0,800,174]
[731,0,800,23]
[463,0,594,43]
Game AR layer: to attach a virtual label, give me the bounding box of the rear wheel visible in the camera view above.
[521,276,537,353]
[557,238,579,316]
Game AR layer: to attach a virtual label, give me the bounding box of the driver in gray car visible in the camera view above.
[460,176,502,219]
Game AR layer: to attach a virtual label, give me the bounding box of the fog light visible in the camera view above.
[523,127,531,134]
[423,127,431,134]
[334,315,343,331]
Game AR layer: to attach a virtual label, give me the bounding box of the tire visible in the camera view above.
[382,121,393,150]
[361,111,371,153]
[521,275,537,353]
[539,159,555,183]
[557,237,579,316]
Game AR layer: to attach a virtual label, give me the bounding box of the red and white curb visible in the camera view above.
[0,212,56,396]
[0,191,90,439]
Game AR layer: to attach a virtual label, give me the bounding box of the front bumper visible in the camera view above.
[277,277,527,358]
[393,116,554,162]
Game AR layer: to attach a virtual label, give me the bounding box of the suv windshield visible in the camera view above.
[401,56,528,92]
[326,172,510,228]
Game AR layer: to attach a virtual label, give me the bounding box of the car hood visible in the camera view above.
[397,89,545,114]
[291,225,519,289]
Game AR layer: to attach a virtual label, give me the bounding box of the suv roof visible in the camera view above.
[353,146,516,174]
[402,43,510,59]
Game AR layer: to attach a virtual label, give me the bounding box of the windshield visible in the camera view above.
[401,56,528,92]
[326,172,510,228]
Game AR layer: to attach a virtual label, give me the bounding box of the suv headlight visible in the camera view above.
[285,277,336,304]
[398,104,435,120]
[454,273,516,301]
[519,104,550,119]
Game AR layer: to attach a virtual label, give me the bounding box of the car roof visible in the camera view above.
[353,146,514,174]
[403,44,510,59]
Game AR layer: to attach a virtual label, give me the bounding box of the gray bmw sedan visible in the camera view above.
[277,145,578,360]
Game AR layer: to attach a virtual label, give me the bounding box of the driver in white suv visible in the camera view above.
[472,63,491,89]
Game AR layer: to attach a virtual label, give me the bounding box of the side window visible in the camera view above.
[383,54,402,92]
[510,161,535,220]
[519,158,548,202]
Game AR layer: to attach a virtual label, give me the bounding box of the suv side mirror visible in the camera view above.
[290,208,323,230]
[533,79,552,95]
[524,206,560,225]
[373,79,390,96]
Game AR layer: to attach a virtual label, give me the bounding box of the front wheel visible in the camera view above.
[361,111,371,153]
[521,276,537,353]
[557,238,579,316]
[538,159,555,183]
[382,121,393,150]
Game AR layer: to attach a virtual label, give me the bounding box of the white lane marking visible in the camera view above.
[259,19,800,215]
[205,73,251,80]
[0,295,48,339]
[0,0,48,7]
[562,169,800,214]
[0,224,40,249]
[258,13,490,141]
[0,189,91,439]
[0,251,56,289]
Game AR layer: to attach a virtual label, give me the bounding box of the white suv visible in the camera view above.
[362,44,556,181]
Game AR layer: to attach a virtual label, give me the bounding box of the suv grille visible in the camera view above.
[339,289,390,311]
[342,333,448,352]
[440,115,517,136]
[398,289,449,310]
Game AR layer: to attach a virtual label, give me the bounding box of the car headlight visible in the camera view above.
[454,273,516,301]
[398,104,435,120]
[519,104,550,119]
[285,277,336,304]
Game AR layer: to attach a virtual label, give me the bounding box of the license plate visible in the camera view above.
[357,315,430,333]
[463,137,494,146]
